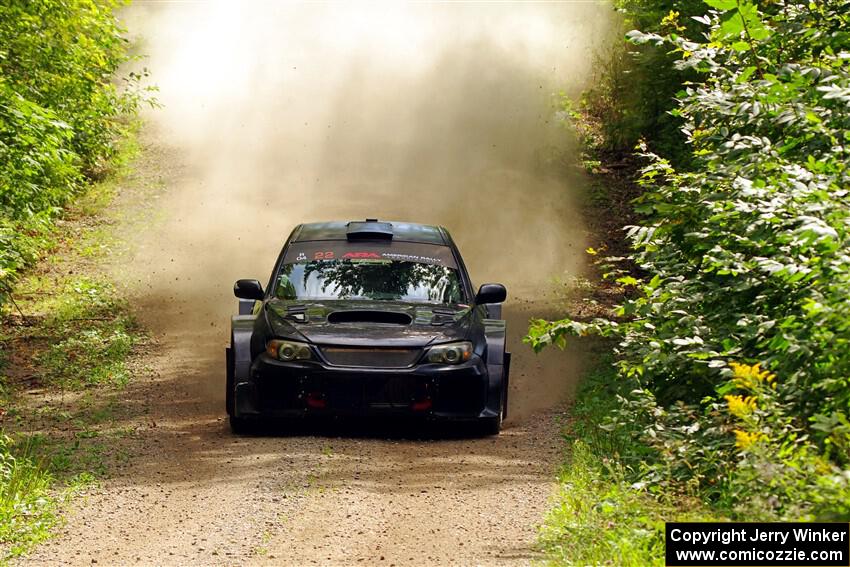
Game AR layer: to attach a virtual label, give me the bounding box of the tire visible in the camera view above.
[225,346,235,416]
[500,379,508,422]
[229,416,254,435]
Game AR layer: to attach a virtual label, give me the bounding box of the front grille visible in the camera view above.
[319,346,422,368]
[311,374,426,410]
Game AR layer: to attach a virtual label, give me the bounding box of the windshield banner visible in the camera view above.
[283,242,458,268]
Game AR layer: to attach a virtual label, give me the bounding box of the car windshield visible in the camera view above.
[275,260,465,304]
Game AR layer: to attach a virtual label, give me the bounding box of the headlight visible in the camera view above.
[266,339,313,361]
[426,341,472,364]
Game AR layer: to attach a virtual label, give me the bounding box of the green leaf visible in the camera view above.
[718,9,745,38]
[737,66,758,83]
[704,0,737,9]
[715,2,771,41]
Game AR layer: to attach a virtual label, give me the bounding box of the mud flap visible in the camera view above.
[503,351,511,420]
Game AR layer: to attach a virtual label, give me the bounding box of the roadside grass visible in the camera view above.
[29,275,137,389]
[0,126,145,560]
[538,347,726,566]
[0,436,56,559]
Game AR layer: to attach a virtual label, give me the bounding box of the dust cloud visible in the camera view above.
[121,1,616,413]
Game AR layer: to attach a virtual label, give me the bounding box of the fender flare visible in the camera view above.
[227,315,256,416]
[483,318,510,418]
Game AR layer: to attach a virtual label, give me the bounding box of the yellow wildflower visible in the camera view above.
[733,429,767,449]
[730,362,776,391]
[725,394,757,418]
[661,10,685,32]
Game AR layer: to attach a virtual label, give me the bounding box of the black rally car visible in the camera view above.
[226,220,510,434]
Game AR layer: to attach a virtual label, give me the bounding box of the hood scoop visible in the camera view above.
[327,310,412,325]
[430,312,456,325]
[279,304,308,323]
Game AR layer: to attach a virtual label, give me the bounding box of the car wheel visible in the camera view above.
[225,346,235,416]
[501,381,508,421]
[229,416,254,435]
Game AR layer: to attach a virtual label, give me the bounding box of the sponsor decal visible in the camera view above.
[382,252,443,264]
[343,252,382,259]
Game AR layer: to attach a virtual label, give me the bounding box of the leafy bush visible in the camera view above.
[0,84,79,217]
[577,0,707,163]
[0,0,148,296]
[532,0,850,521]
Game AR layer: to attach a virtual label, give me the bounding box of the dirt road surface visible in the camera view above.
[24,3,614,565]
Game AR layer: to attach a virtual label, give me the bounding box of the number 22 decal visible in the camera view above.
[314,251,335,260]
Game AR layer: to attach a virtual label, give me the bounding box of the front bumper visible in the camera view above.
[234,353,497,420]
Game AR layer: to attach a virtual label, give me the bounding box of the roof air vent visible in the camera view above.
[346,220,393,241]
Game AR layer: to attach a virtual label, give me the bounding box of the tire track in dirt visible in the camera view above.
[24,3,614,565]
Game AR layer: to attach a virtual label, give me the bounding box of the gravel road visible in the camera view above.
[19,127,584,566]
[27,210,578,565]
[23,3,614,564]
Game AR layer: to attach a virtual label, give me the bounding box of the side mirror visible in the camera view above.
[475,283,506,305]
[234,279,264,301]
